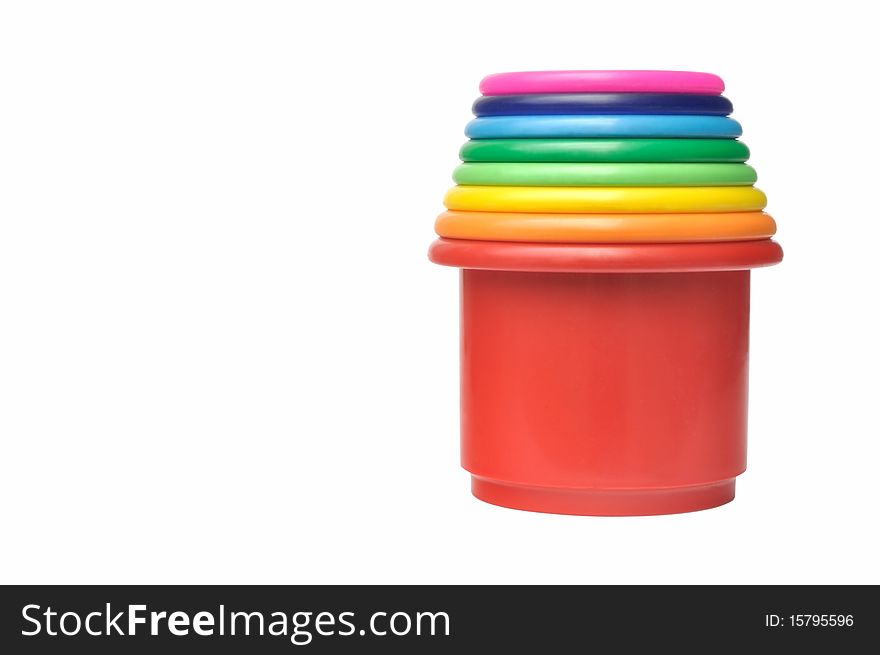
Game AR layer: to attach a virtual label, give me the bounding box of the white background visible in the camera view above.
[1,0,877,585]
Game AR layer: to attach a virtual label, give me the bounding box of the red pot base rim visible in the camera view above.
[471,476,736,516]
[429,238,783,272]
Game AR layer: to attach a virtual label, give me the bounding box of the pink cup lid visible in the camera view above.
[479,70,725,95]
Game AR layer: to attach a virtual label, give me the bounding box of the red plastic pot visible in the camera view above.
[429,238,783,516]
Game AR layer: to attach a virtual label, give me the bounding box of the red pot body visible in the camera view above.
[430,238,782,516]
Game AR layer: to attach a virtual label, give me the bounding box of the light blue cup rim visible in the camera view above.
[465,115,743,139]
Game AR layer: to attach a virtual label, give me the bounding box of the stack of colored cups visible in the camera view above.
[429,71,782,516]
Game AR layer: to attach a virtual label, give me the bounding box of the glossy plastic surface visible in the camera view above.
[428,238,783,272]
[460,138,750,163]
[453,162,757,186]
[459,267,748,515]
[480,70,725,95]
[444,185,767,213]
[473,93,732,116]
[466,115,742,139]
[435,210,776,242]
[430,70,783,516]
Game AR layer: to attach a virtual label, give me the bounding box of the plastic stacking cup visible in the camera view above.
[429,238,783,516]
[430,70,782,516]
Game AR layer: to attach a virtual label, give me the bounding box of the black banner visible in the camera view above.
[0,585,874,652]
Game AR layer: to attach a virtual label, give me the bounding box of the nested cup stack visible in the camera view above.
[429,71,782,515]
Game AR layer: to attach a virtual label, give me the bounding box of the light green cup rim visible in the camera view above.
[453,162,757,187]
